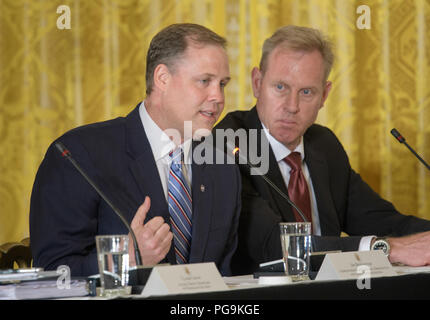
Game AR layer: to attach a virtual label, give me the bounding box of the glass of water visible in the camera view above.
[279,222,312,281]
[95,235,130,297]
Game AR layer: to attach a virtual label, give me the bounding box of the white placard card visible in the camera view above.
[315,251,397,281]
[141,262,228,297]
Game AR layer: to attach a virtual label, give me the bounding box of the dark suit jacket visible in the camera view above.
[215,107,430,275]
[30,104,241,277]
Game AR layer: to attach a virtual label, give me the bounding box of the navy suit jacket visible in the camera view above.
[30,104,241,276]
[215,107,430,275]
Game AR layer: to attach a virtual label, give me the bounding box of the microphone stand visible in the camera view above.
[224,141,309,223]
[55,142,152,287]
[391,128,430,171]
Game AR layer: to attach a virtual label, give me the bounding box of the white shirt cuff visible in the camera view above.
[359,236,376,251]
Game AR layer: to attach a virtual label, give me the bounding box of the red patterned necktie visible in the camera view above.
[283,152,313,225]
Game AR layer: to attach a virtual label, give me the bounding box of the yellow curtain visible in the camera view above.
[1,0,429,244]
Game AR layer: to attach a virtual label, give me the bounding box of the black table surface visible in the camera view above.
[135,272,430,300]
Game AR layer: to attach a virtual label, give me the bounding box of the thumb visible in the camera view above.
[131,196,151,228]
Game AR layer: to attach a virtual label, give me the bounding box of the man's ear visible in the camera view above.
[153,64,171,92]
[251,67,262,99]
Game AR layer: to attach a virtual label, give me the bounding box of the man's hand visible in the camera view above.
[388,231,430,266]
[128,196,173,266]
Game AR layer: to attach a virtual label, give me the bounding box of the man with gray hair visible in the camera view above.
[216,25,430,275]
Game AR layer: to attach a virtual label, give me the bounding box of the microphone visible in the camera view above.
[223,141,309,223]
[390,128,430,171]
[54,142,143,266]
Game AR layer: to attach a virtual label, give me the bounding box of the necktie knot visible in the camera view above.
[170,148,183,170]
[170,147,182,162]
[284,152,302,172]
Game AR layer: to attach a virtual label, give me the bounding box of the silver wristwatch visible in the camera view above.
[371,237,391,256]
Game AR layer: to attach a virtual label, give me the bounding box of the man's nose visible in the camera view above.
[208,84,225,104]
[283,92,299,114]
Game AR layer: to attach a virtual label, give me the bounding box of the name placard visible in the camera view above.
[140,262,228,297]
[315,251,397,281]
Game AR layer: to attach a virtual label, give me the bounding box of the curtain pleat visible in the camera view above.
[1,0,429,243]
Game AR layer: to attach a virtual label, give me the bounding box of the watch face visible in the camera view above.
[373,240,389,255]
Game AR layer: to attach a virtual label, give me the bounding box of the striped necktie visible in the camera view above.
[168,148,192,264]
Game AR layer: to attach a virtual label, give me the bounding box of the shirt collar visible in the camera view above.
[139,101,192,163]
[261,122,305,163]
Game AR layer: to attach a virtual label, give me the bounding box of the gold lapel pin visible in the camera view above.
[200,184,205,192]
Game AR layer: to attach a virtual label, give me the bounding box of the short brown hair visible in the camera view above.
[145,23,227,95]
[260,25,334,81]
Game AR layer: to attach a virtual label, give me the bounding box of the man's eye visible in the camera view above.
[302,88,311,95]
[220,81,228,89]
[276,83,284,90]
[200,79,209,85]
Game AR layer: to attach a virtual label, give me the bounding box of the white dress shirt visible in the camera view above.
[261,124,373,250]
[139,101,192,200]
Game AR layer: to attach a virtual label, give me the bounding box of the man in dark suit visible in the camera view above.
[215,25,430,275]
[30,23,240,277]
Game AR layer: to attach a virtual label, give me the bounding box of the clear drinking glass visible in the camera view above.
[95,235,130,297]
[279,222,312,281]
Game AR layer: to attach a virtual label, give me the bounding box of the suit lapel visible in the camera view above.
[245,107,296,222]
[304,133,340,235]
[189,160,213,263]
[125,105,176,263]
[264,147,296,221]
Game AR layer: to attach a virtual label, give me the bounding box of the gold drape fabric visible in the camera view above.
[1,0,429,244]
